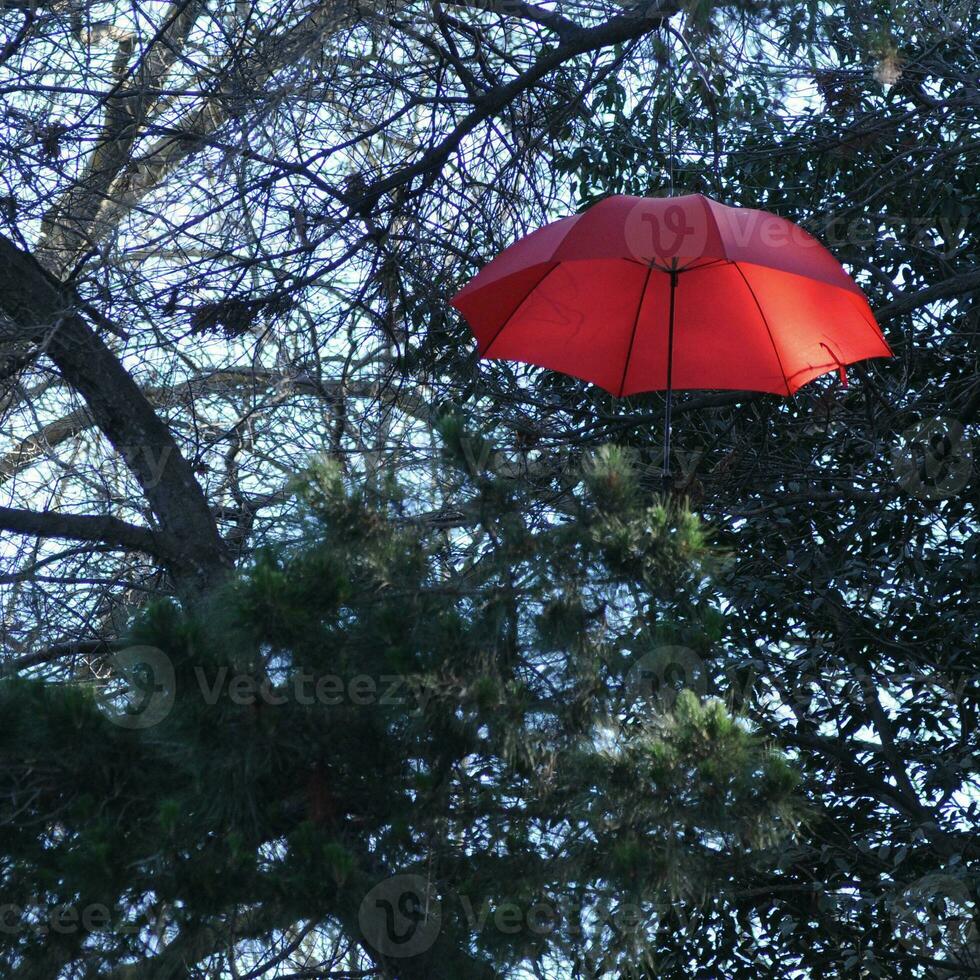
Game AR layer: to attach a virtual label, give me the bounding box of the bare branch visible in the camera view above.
[0,233,229,584]
[0,504,163,555]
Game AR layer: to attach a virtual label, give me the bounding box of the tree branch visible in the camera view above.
[875,268,980,322]
[353,0,679,211]
[0,233,230,585]
[0,505,164,556]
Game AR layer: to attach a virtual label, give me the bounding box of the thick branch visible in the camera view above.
[36,0,205,274]
[442,0,581,40]
[0,505,163,555]
[875,268,980,322]
[0,234,229,585]
[354,0,679,211]
[62,0,677,259]
[68,0,375,263]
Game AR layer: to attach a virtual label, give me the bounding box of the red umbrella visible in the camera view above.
[451,194,892,478]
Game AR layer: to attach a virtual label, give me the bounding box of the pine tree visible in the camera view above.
[0,423,800,978]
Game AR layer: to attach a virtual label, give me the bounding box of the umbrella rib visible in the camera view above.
[482,264,560,358]
[849,293,895,357]
[617,263,655,398]
[732,262,792,397]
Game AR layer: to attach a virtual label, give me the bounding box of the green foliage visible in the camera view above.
[467,5,980,977]
[0,437,800,977]
[3,0,977,975]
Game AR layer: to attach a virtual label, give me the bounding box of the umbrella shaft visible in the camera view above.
[664,268,678,481]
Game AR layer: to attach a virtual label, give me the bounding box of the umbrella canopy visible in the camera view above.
[451,194,892,398]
